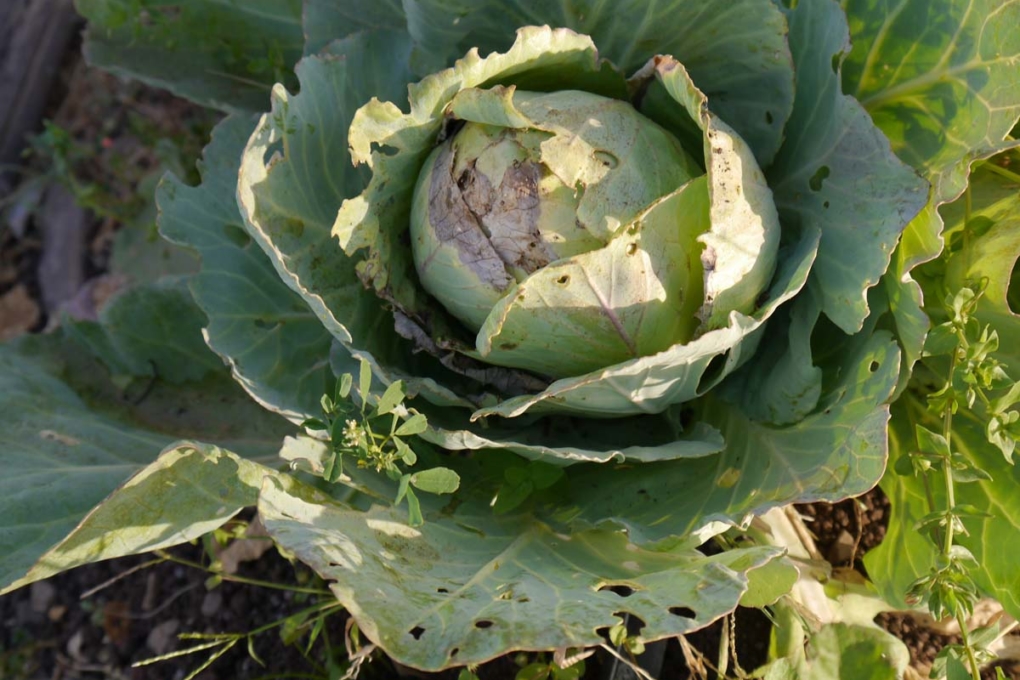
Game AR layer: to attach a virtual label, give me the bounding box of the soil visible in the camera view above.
[795,485,891,571]
[2,20,1018,680]
[0,29,215,330]
[0,540,343,680]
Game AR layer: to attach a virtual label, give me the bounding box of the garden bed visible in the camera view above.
[2,4,1019,680]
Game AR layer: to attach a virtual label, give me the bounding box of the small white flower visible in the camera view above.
[342,419,361,448]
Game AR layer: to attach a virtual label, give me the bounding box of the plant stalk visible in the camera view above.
[934,328,979,680]
[936,338,961,555]
[957,614,982,680]
[155,550,333,596]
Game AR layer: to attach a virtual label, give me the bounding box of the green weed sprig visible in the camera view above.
[906,283,1019,680]
[132,599,346,680]
[304,358,460,526]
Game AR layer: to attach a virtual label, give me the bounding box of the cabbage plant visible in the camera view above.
[2,0,1019,673]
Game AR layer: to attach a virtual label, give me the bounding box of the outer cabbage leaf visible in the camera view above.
[236,31,484,412]
[259,446,784,671]
[842,0,1020,204]
[879,203,943,397]
[768,0,929,335]
[238,34,411,353]
[76,0,304,111]
[739,557,800,609]
[864,165,1020,618]
[567,327,901,545]
[841,0,1020,383]
[683,0,925,429]
[63,277,222,385]
[940,171,1020,350]
[765,623,910,680]
[107,174,200,284]
[2,442,279,596]
[159,115,334,421]
[400,0,795,166]
[717,289,824,426]
[302,0,405,55]
[0,288,292,594]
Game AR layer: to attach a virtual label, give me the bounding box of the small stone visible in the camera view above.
[0,284,39,340]
[66,629,86,662]
[146,619,180,656]
[201,590,223,618]
[827,529,856,564]
[30,580,56,614]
